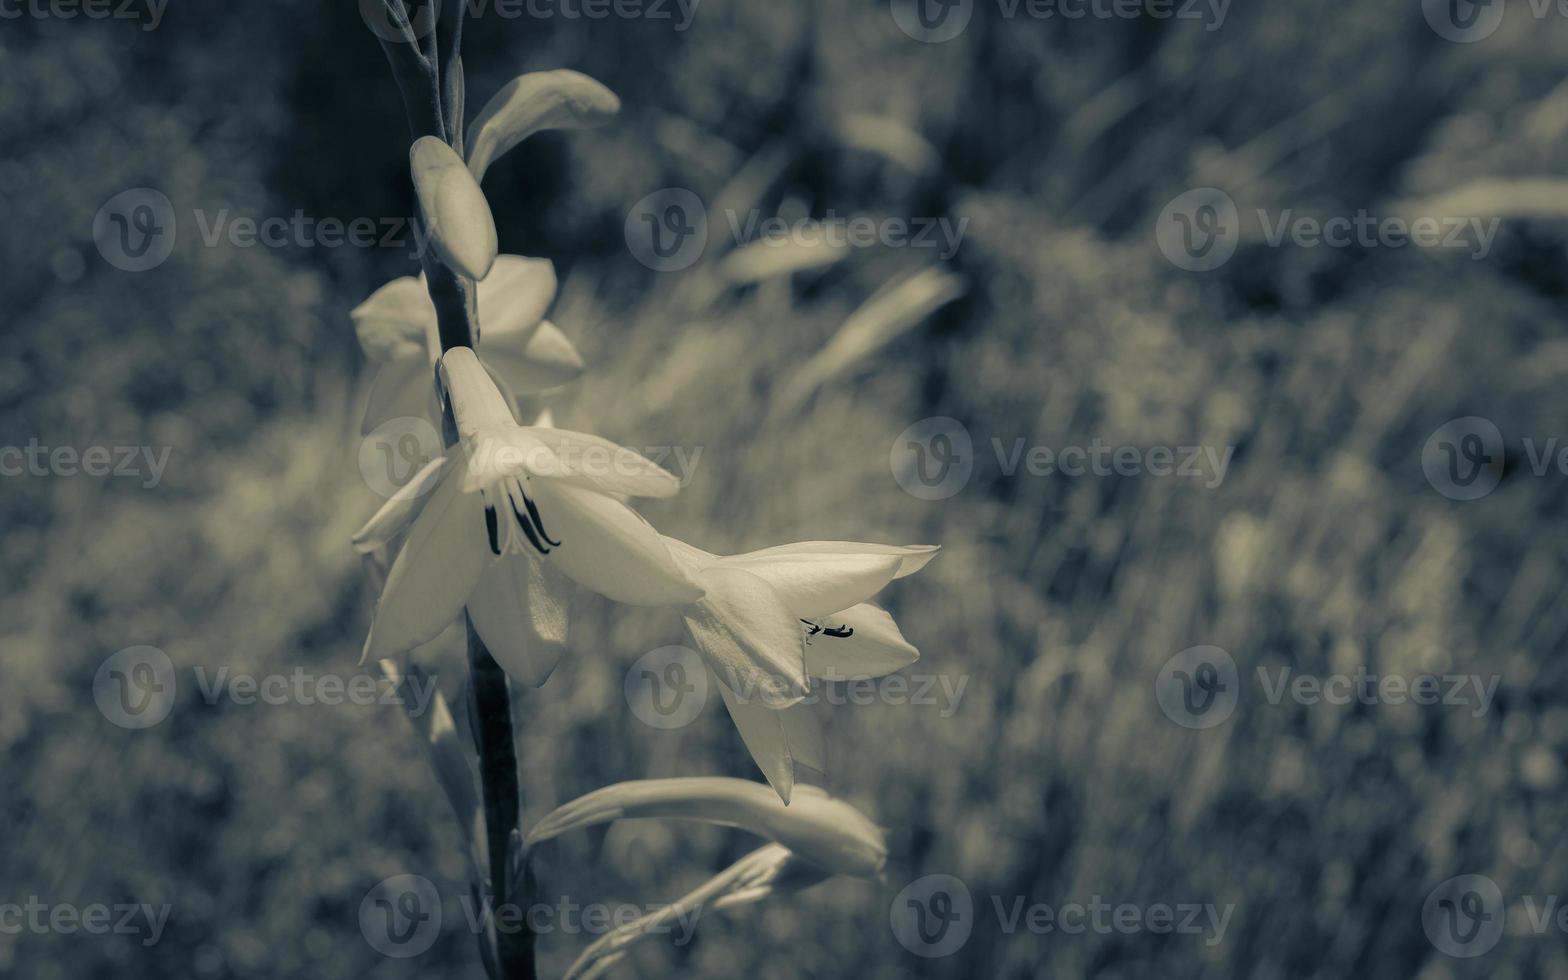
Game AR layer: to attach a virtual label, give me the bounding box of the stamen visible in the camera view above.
[522,493,562,548]
[512,501,552,555]
[800,619,852,639]
[484,506,501,555]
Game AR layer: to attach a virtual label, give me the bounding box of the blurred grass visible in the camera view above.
[7,2,1568,978]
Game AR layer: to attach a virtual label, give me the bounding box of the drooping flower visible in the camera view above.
[354,347,702,677]
[661,536,938,801]
[353,255,584,434]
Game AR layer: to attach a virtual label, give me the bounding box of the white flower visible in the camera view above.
[662,536,938,801]
[353,347,701,679]
[352,255,584,434]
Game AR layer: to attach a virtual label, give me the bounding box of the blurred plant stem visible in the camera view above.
[376,6,537,978]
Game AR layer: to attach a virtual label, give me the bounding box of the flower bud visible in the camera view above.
[410,136,498,281]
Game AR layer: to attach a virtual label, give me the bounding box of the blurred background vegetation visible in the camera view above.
[6,1,1568,977]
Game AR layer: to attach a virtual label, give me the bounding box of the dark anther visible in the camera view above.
[484,505,501,555]
[512,502,552,555]
[522,493,562,548]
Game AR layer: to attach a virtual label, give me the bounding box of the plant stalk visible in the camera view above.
[375,7,537,977]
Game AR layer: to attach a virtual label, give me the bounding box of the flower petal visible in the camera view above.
[730,540,940,579]
[442,346,519,438]
[352,455,453,554]
[362,355,439,434]
[483,320,585,394]
[803,602,920,680]
[352,276,435,362]
[364,459,490,661]
[681,565,808,704]
[465,70,620,182]
[467,554,571,687]
[477,255,557,339]
[779,704,825,774]
[526,478,703,606]
[718,548,904,619]
[535,427,681,498]
[717,684,794,804]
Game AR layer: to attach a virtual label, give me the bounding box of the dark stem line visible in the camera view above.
[467,615,536,979]
[376,15,536,979]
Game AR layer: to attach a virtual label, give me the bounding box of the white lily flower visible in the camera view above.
[352,256,584,434]
[354,347,702,675]
[662,536,938,801]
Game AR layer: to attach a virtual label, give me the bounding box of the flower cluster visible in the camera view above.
[353,284,938,799]
[355,27,936,972]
